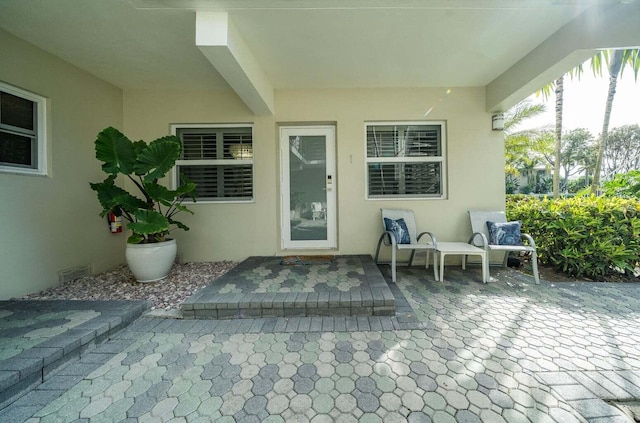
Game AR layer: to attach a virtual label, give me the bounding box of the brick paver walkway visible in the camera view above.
[2,262,640,422]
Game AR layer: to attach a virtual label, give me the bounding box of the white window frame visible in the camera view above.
[0,82,47,176]
[171,123,254,204]
[365,120,447,200]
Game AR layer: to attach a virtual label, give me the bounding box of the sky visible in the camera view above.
[519,62,640,136]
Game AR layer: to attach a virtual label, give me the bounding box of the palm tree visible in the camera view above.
[538,65,585,198]
[552,76,563,198]
[590,49,640,194]
[538,78,562,197]
[504,100,552,193]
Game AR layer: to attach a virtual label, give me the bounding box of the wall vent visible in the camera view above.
[58,264,92,284]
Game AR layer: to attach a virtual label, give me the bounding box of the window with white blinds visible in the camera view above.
[172,124,253,202]
[366,122,446,199]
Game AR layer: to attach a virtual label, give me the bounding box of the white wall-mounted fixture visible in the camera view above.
[492,113,505,131]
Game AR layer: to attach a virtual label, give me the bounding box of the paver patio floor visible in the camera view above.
[2,259,640,422]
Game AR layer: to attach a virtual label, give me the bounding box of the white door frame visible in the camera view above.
[280,125,337,249]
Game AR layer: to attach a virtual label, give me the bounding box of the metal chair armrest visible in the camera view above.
[468,232,489,249]
[521,233,537,249]
[375,231,397,264]
[416,231,438,249]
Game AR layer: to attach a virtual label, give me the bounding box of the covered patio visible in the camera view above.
[2,260,640,422]
[2,0,640,421]
[2,0,640,301]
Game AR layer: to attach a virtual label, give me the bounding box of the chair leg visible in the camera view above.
[483,252,489,283]
[502,251,509,268]
[374,234,386,264]
[391,247,397,283]
[531,250,540,284]
[432,250,439,281]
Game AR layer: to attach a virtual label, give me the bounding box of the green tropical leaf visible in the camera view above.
[144,182,174,206]
[134,136,181,181]
[169,218,190,232]
[128,210,170,235]
[172,203,194,215]
[176,174,197,201]
[132,140,147,157]
[89,176,147,217]
[127,233,144,244]
[175,181,197,196]
[95,127,136,175]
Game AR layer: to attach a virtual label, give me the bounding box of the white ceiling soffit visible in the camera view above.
[126,0,592,90]
[196,12,274,115]
[127,0,625,10]
[2,0,635,113]
[0,0,229,90]
[487,0,640,111]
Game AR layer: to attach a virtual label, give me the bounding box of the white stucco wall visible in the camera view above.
[124,87,505,263]
[0,29,124,299]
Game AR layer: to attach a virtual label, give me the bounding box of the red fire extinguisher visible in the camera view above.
[107,212,122,233]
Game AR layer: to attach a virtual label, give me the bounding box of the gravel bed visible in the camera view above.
[21,261,237,310]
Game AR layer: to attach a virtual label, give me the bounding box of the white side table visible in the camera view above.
[436,242,488,283]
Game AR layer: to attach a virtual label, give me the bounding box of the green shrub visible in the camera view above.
[519,185,532,195]
[533,175,552,194]
[566,176,589,193]
[506,195,640,279]
[602,170,640,198]
[505,174,519,195]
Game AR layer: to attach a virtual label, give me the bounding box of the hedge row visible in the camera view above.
[506,195,640,279]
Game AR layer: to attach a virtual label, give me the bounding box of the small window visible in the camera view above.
[172,124,254,202]
[0,82,47,175]
[366,121,446,199]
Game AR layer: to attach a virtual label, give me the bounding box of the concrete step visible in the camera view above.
[182,255,396,319]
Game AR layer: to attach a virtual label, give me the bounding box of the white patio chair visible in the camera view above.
[468,210,540,284]
[374,208,438,282]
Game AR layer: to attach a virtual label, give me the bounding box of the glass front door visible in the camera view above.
[280,126,336,249]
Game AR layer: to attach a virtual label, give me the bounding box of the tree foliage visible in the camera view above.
[603,124,640,178]
[560,128,597,190]
[590,49,640,193]
[602,170,640,199]
[504,100,553,193]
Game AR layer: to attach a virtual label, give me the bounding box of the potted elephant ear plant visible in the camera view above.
[90,126,196,282]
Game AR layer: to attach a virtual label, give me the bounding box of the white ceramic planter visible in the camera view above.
[125,239,177,283]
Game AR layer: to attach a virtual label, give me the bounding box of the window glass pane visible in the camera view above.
[289,135,328,241]
[367,127,398,157]
[0,130,34,167]
[178,164,253,200]
[178,131,217,160]
[179,165,219,198]
[1,92,35,131]
[222,165,253,198]
[175,125,253,201]
[367,124,441,158]
[405,162,442,194]
[367,163,399,195]
[405,126,441,157]
[223,129,253,159]
[368,162,441,197]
